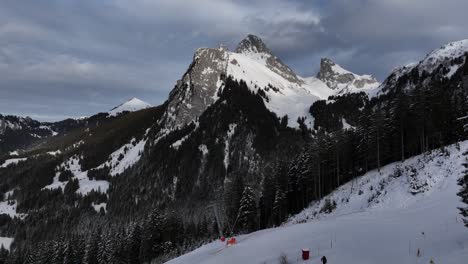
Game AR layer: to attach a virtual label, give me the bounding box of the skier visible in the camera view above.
[321,255,327,264]
[429,257,435,264]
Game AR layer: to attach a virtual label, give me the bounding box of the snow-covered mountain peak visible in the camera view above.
[419,39,468,74]
[423,39,468,64]
[164,36,385,130]
[317,58,379,94]
[235,35,302,84]
[108,98,152,116]
[235,34,273,56]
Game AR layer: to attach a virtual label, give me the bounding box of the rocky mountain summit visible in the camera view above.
[317,58,379,93]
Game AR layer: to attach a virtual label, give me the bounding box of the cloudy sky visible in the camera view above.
[1,0,467,121]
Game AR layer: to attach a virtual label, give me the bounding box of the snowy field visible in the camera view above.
[0,237,13,250]
[167,142,468,264]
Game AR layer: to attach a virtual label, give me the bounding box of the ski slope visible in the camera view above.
[167,141,468,264]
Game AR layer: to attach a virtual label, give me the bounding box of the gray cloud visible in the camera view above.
[0,0,467,121]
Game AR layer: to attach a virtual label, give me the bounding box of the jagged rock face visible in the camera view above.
[317,58,379,92]
[164,47,229,128]
[235,35,302,84]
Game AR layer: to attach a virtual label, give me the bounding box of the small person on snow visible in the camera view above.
[417,248,421,257]
[321,255,327,264]
[429,257,435,264]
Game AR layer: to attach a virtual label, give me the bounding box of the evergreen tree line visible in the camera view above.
[2,208,219,264]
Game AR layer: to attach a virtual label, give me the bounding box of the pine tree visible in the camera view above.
[97,232,114,264]
[458,151,468,227]
[50,240,64,264]
[0,246,8,264]
[237,186,257,232]
[63,240,75,264]
[127,223,142,264]
[223,175,244,226]
[139,209,166,262]
[83,232,100,264]
[272,188,287,226]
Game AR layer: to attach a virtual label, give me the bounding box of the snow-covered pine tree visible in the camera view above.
[237,186,257,232]
[457,151,468,227]
[223,175,244,226]
[50,240,64,264]
[0,246,8,264]
[62,240,75,264]
[139,209,166,262]
[97,232,114,264]
[126,222,142,264]
[272,188,287,226]
[23,246,36,264]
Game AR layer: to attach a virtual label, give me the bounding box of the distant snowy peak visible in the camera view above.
[317,58,379,94]
[108,98,152,116]
[379,39,468,97]
[419,39,468,75]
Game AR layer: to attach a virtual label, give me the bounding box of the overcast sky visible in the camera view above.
[1,0,468,121]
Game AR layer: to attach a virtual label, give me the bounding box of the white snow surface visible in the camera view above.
[0,237,13,250]
[44,156,109,195]
[0,189,26,219]
[98,138,146,176]
[227,52,328,128]
[167,141,468,264]
[329,62,380,95]
[0,158,27,168]
[45,138,146,194]
[47,150,62,156]
[108,98,152,116]
[92,202,107,213]
[223,124,237,170]
[39,125,58,136]
[0,199,24,219]
[421,39,468,74]
[8,151,19,156]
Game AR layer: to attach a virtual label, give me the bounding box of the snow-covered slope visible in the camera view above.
[108,98,152,116]
[167,141,468,264]
[226,51,325,128]
[0,158,27,168]
[420,39,468,75]
[376,39,468,98]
